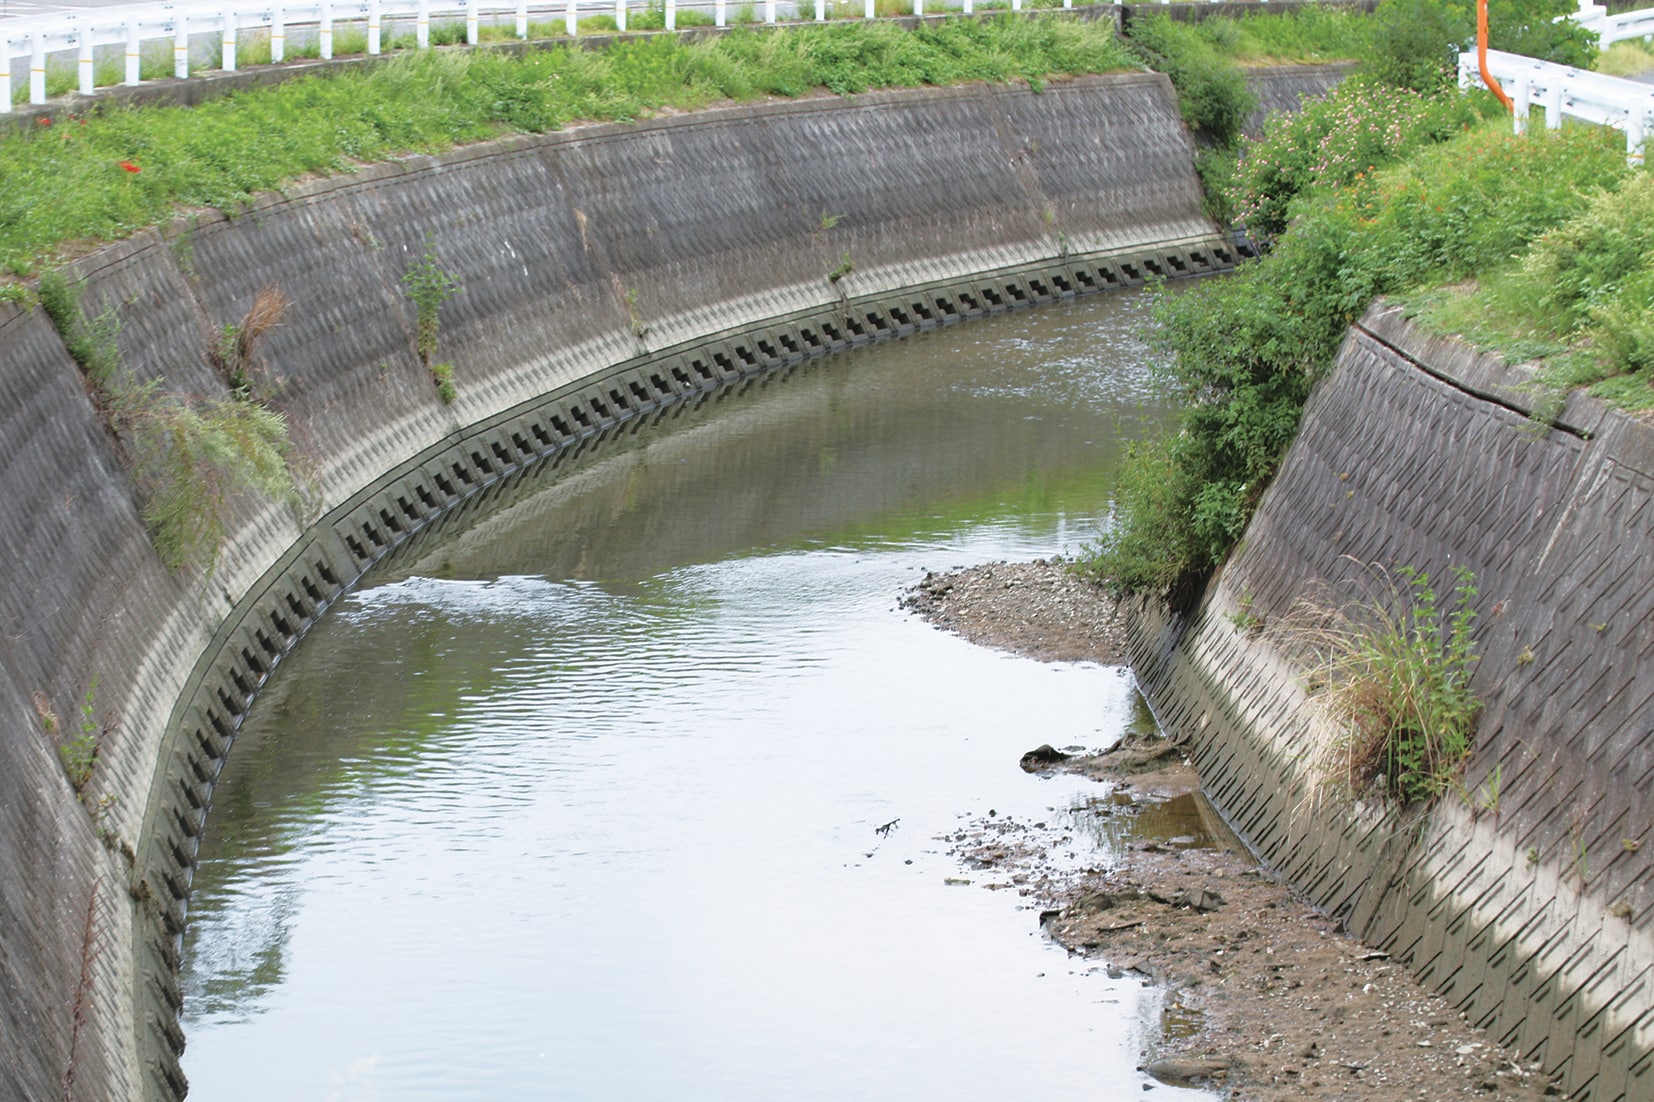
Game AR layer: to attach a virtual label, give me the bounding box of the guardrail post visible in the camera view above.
[173,15,189,79]
[126,21,142,84]
[1629,114,1647,168]
[222,10,237,71]
[272,6,286,62]
[863,0,872,19]
[764,0,774,22]
[963,0,972,13]
[466,0,478,44]
[914,0,922,14]
[616,0,627,31]
[814,0,823,18]
[516,0,528,39]
[666,0,676,29]
[369,0,383,53]
[29,33,45,103]
[1011,0,1021,10]
[1,36,13,113]
[418,0,431,47]
[1543,82,1562,129]
[715,0,725,26]
[78,22,96,95]
[1511,75,1530,134]
[565,0,576,36]
[320,0,334,58]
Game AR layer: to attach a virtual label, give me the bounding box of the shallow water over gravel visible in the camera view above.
[180,289,1219,1101]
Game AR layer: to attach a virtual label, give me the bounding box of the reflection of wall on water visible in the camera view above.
[384,291,1170,585]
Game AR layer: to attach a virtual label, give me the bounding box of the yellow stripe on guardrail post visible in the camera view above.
[222,10,237,72]
[369,0,383,54]
[320,0,333,59]
[418,0,430,48]
[34,33,50,102]
[78,25,96,95]
[126,21,142,84]
[272,6,286,62]
[173,15,189,79]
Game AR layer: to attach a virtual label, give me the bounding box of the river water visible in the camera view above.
[179,288,1217,1100]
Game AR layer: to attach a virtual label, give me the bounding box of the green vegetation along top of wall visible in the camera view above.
[0,15,1139,280]
[1081,0,1634,603]
[0,3,1404,286]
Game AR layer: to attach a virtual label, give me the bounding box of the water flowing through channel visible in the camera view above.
[180,288,1219,1100]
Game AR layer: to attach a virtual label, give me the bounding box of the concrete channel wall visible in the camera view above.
[1130,303,1654,1102]
[0,71,1237,1101]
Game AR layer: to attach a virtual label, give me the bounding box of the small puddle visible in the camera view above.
[1074,790,1250,863]
[1160,992,1206,1040]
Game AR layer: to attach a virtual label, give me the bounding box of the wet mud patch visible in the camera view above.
[910,561,1568,1102]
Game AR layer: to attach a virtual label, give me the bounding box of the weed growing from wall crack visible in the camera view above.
[38,271,299,569]
[403,241,461,366]
[59,679,107,795]
[1296,562,1481,805]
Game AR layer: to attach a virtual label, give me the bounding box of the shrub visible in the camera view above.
[1124,13,1254,146]
[1364,0,1595,91]
[1225,79,1485,240]
[1083,116,1626,598]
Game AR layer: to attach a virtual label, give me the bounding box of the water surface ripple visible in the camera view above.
[181,290,1217,1101]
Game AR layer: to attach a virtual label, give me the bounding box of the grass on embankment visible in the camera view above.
[0,16,1136,280]
[1082,74,1634,598]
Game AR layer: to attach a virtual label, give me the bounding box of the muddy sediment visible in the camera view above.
[908,560,1562,1102]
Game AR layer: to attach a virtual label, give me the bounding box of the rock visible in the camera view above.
[1146,1055,1235,1087]
[1020,743,1071,771]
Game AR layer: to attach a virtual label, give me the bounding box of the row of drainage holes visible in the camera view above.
[263,255,1210,672]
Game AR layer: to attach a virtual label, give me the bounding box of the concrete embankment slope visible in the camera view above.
[0,73,1229,1100]
[1131,303,1654,1102]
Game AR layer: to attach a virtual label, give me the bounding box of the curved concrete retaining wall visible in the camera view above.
[1130,303,1654,1102]
[0,72,1233,1100]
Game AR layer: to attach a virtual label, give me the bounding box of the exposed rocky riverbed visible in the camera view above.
[902,560,1562,1101]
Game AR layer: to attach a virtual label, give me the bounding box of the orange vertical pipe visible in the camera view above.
[1478,0,1515,112]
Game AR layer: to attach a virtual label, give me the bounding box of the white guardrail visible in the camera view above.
[1575,1,1654,48]
[0,0,1070,113]
[1460,46,1654,164]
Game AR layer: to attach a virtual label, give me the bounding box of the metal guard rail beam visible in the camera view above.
[1459,46,1654,165]
[1573,2,1654,49]
[0,0,1074,112]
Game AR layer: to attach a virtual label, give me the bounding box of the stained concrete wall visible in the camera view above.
[0,72,1235,1101]
[1130,303,1654,1102]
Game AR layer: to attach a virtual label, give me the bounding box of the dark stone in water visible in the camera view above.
[1020,744,1070,771]
[1145,1055,1234,1087]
